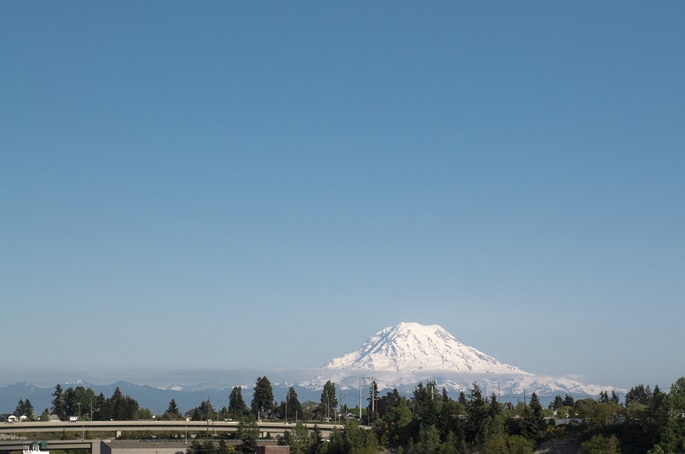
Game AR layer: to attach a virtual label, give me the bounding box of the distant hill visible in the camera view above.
[0,377,320,416]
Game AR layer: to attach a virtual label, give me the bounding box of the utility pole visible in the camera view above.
[359,376,376,424]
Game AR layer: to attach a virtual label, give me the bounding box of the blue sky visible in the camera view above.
[2,2,684,390]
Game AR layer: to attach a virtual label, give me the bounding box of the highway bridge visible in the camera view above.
[0,419,345,436]
[0,420,348,452]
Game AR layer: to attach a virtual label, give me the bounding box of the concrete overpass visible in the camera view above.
[0,420,348,447]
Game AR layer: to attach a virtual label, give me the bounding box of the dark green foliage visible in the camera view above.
[51,384,66,419]
[563,394,575,407]
[14,399,34,418]
[410,424,441,454]
[483,433,535,454]
[580,434,621,454]
[31,376,685,454]
[188,400,213,421]
[320,380,338,420]
[521,392,545,440]
[328,419,378,454]
[163,399,182,420]
[109,387,139,420]
[49,384,137,421]
[549,395,565,410]
[251,376,275,418]
[135,408,153,420]
[464,382,488,444]
[228,386,249,418]
[625,384,652,406]
[412,381,439,427]
[186,439,217,454]
[374,389,413,447]
[278,422,319,454]
[236,415,259,453]
[438,394,465,442]
[282,386,304,421]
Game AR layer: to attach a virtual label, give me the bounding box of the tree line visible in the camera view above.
[10,376,685,453]
[49,384,142,421]
[9,384,143,421]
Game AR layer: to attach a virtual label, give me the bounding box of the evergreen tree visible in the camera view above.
[663,377,685,450]
[51,384,66,420]
[104,387,138,420]
[237,415,259,453]
[376,390,413,447]
[562,394,575,407]
[580,434,620,454]
[408,425,441,454]
[280,422,314,454]
[251,376,274,418]
[63,387,78,418]
[229,386,249,418]
[187,439,217,454]
[465,382,488,444]
[191,399,213,420]
[521,392,545,441]
[328,419,378,454]
[625,384,652,406]
[285,386,303,421]
[164,399,182,420]
[93,393,109,421]
[14,399,34,419]
[549,395,565,410]
[320,380,338,420]
[486,393,505,436]
[14,399,24,417]
[135,408,153,420]
[412,381,439,427]
[644,385,671,448]
[438,393,465,442]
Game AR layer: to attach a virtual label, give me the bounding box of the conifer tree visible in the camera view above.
[51,384,66,420]
[164,399,182,419]
[320,380,338,420]
[285,386,303,421]
[251,376,274,418]
[522,392,545,440]
[229,386,249,418]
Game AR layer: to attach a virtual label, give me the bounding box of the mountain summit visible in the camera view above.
[324,322,528,375]
[302,322,618,397]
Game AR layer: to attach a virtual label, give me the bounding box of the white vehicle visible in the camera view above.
[23,442,49,454]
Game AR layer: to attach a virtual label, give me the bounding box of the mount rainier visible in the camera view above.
[0,322,622,413]
[301,322,619,398]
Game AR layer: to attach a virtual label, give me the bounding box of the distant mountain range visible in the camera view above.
[0,322,622,414]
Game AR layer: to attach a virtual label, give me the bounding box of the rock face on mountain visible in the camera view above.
[302,322,618,398]
[324,322,528,375]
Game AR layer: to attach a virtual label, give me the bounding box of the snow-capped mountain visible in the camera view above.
[0,323,622,414]
[302,322,621,398]
[324,322,528,375]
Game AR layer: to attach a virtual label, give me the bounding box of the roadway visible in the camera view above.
[0,419,347,440]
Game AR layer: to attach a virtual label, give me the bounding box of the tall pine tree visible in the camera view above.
[229,386,249,418]
[251,376,274,418]
[51,384,66,420]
